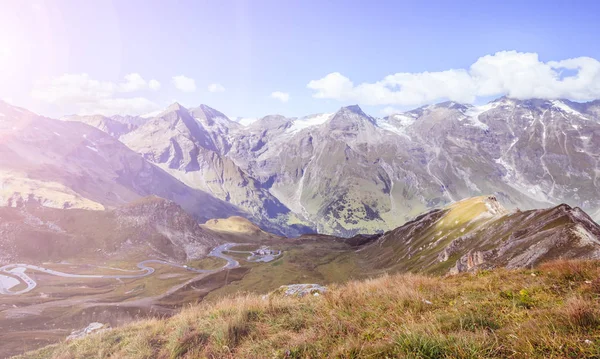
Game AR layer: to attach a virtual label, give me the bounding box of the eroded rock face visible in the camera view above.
[450,251,489,274]
[445,204,600,273]
[273,284,328,297]
[66,322,107,341]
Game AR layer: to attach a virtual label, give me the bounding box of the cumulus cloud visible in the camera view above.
[208,83,225,93]
[270,91,290,103]
[31,73,160,116]
[119,73,147,92]
[307,51,600,106]
[172,75,196,92]
[381,106,401,116]
[148,79,161,91]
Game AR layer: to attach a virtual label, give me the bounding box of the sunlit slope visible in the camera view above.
[0,197,225,264]
[0,100,241,223]
[358,196,600,274]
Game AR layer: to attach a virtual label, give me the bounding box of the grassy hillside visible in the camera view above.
[16,260,600,359]
[356,196,600,275]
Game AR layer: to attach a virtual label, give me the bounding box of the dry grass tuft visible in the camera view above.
[563,297,599,330]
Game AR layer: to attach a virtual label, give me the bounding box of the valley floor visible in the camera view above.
[0,243,283,358]
[15,260,600,359]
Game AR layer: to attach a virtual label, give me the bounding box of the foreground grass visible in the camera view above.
[15,260,600,358]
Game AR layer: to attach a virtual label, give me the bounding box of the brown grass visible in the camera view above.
[14,260,600,359]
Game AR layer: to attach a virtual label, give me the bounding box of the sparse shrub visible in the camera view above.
[517,289,534,308]
[563,297,599,330]
[283,343,320,358]
[540,260,597,283]
[168,329,208,359]
[499,288,535,308]
[580,277,600,297]
[227,314,252,348]
[461,311,499,332]
[279,312,307,332]
[394,332,447,358]
[476,269,492,277]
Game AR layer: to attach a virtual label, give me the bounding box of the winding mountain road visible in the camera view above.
[0,243,240,296]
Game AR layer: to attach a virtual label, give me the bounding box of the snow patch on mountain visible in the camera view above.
[236,117,258,126]
[377,121,406,136]
[463,103,495,129]
[376,114,416,138]
[286,113,332,134]
[389,113,417,127]
[551,100,589,120]
[140,110,162,119]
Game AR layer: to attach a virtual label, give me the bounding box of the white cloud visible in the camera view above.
[381,106,401,116]
[270,91,290,103]
[31,73,159,116]
[76,97,158,116]
[119,73,147,92]
[148,79,161,91]
[307,51,600,106]
[208,83,225,93]
[172,75,196,92]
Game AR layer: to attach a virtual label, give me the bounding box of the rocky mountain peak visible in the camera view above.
[165,102,187,113]
[481,195,508,216]
[251,114,290,130]
[341,104,366,115]
[434,101,470,111]
[327,105,377,130]
[190,104,233,126]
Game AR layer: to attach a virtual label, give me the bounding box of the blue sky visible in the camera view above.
[1,0,600,118]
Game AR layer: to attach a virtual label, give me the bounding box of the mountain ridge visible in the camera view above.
[10,96,600,236]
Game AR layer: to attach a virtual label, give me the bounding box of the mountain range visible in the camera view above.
[45,96,600,236]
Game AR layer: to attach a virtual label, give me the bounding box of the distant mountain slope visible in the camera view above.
[0,197,230,264]
[0,100,241,224]
[226,98,600,235]
[118,103,313,236]
[358,196,600,274]
[46,97,600,236]
[60,114,147,138]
